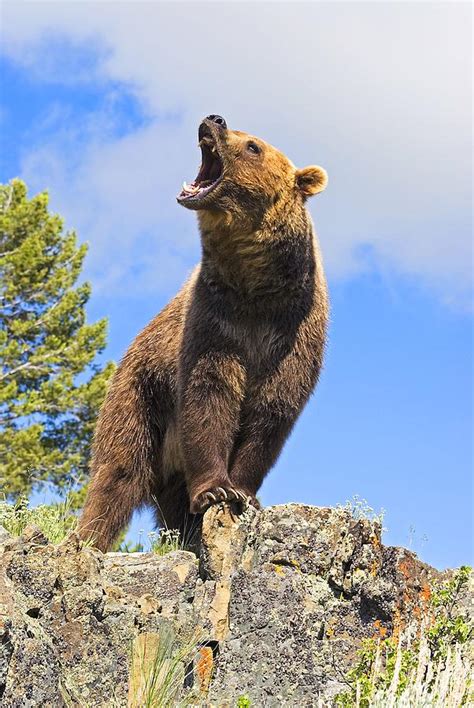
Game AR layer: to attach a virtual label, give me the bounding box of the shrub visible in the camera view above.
[335,566,473,707]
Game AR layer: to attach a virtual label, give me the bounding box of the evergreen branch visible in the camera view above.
[0,359,51,381]
[0,184,14,213]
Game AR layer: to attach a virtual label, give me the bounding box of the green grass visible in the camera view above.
[128,625,204,707]
[0,496,77,544]
[118,528,183,555]
[0,498,194,555]
[150,529,182,556]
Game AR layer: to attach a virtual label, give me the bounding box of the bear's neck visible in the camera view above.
[198,209,316,299]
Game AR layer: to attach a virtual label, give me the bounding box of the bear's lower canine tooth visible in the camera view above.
[182,182,200,195]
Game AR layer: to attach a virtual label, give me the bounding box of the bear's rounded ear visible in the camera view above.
[296,166,328,198]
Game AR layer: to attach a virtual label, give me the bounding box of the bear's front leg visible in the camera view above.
[178,349,248,514]
[229,337,321,501]
[228,403,295,502]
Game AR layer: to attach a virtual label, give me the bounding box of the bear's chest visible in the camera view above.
[218,316,283,370]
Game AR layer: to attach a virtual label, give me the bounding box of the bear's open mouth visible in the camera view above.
[177,137,224,203]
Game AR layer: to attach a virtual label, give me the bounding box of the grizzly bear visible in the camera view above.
[78,115,329,551]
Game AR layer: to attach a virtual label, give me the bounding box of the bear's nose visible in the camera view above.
[206,114,227,129]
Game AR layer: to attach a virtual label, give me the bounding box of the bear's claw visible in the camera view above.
[215,487,228,500]
[191,485,250,514]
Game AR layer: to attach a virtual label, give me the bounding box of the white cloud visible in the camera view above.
[2,1,472,303]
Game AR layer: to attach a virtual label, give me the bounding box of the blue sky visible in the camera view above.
[1,2,472,569]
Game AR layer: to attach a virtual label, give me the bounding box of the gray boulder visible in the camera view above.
[0,504,457,706]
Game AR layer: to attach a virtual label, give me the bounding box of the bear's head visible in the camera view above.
[177,115,327,228]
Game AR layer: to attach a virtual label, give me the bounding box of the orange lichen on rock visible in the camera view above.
[372,619,388,639]
[420,583,431,604]
[391,606,403,644]
[195,645,214,694]
[370,532,381,550]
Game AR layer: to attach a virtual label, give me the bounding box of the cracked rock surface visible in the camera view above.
[0,504,449,706]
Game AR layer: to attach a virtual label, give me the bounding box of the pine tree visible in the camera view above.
[0,179,114,499]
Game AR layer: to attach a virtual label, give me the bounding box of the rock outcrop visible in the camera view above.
[0,504,449,706]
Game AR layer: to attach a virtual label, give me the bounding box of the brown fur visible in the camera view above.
[78,118,329,551]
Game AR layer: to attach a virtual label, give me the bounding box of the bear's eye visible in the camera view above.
[247,141,261,155]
